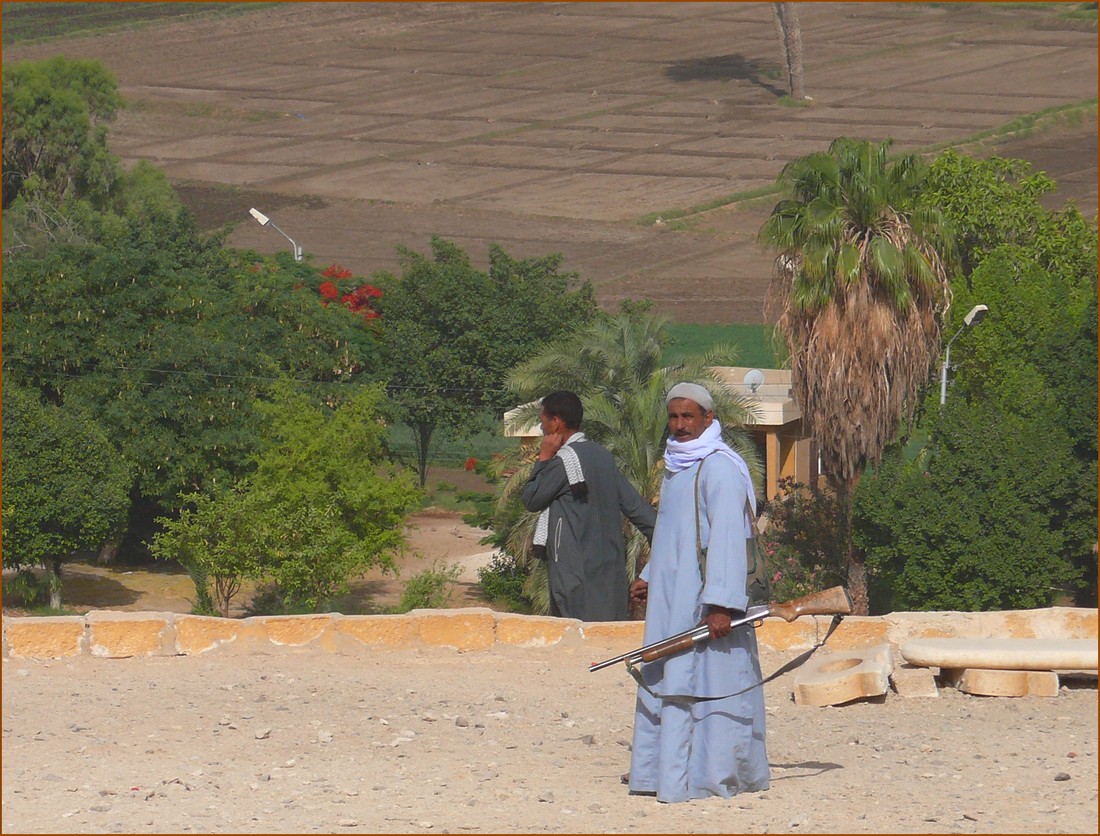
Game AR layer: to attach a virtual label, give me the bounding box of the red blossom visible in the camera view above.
[322,264,354,280]
[464,457,478,471]
[319,281,339,300]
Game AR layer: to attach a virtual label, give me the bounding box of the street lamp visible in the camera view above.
[940,304,988,405]
[249,207,302,261]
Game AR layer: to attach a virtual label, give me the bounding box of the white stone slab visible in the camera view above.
[901,638,1097,671]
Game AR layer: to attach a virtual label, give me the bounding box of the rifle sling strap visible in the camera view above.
[625,614,845,706]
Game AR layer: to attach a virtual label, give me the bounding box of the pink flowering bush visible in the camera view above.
[758,477,848,601]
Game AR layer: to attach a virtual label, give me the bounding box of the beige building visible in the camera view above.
[504,367,819,502]
[711,367,820,501]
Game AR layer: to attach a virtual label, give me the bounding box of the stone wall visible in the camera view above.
[3,607,1096,661]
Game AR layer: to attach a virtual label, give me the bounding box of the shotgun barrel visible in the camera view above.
[589,586,852,673]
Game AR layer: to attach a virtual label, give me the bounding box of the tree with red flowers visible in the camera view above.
[316,264,382,320]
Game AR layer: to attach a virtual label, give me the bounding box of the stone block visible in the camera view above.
[890,663,939,698]
[578,619,641,646]
[329,615,419,649]
[945,667,1060,698]
[253,614,335,648]
[825,617,890,651]
[87,611,175,658]
[4,616,86,659]
[970,607,1098,641]
[792,643,894,706]
[755,617,819,652]
[412,608,496,651]
[498,614,577,648]
[176,615,242,655]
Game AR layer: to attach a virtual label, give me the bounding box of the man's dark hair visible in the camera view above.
[541,390,583,430]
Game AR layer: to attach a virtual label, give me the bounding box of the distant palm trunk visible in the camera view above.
[772,2,806,100]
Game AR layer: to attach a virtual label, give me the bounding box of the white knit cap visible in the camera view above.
[665,382,714,412]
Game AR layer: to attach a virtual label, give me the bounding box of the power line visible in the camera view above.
[2,357,515,397]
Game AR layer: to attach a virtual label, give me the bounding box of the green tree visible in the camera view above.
[377,237,597,486]
[759,477,847,603]
[245,383,422,611]
[2,56,123,209]
[922,149,1096,281]
[152,385,422,614]
[854,398,1080,612]
[848,148,1099,612]
[149,485,266,617]
[855,240,1097,611]
[3,207,382,558]
[759,136,955,613]
[496,306,761,615]
[1,384,131,608]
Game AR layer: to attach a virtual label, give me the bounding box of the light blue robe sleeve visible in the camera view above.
[698,456,750,614]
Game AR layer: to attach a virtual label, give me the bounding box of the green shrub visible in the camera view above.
[476,552,534,613]
[392,561,462,613]
[243,582,339,616]
[3,568,47,608]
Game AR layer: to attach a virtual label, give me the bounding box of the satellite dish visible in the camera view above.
[743,368,765,394]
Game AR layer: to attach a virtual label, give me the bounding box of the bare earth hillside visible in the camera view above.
[3,2,1095,323]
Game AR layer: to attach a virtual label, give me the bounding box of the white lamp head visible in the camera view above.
[249,208,270,226]
[963,304,988,327]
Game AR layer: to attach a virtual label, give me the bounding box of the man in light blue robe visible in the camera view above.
[626,382,770,803]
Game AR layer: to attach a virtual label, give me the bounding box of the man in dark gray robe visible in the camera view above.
[520,391,656,622]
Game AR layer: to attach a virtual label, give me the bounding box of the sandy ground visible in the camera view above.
[2,642,1096,835]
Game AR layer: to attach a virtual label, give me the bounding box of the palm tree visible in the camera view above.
[772,3,807,100]
[759,137,955,614]
[497,307,762,616]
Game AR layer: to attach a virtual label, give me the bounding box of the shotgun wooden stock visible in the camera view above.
[589,585,852,673]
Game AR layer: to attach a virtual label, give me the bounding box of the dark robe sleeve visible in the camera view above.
[519,458,569,512]
[617,469,657,543]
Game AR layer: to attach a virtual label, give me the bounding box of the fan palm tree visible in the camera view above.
[496,307,762,616]
[759,136,955,614]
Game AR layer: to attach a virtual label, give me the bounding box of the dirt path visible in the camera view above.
[28,510,497,618]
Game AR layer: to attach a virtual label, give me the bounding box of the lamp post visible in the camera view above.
[249,207,302,261]
[940,304,988,405]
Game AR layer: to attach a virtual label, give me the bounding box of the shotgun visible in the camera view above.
[589,585,852,673]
